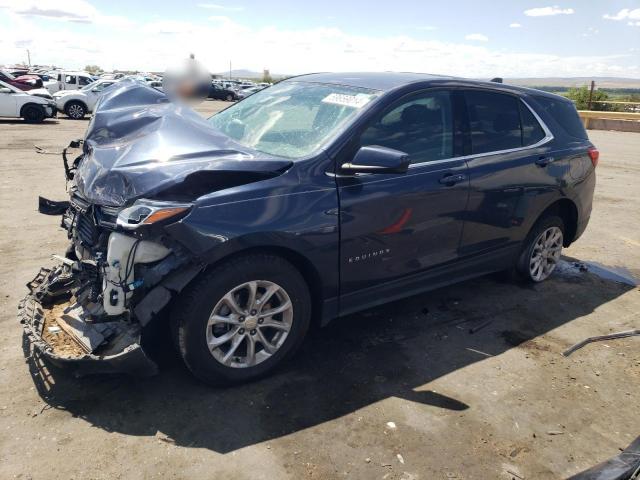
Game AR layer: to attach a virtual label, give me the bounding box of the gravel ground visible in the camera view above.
[0,101,638,480]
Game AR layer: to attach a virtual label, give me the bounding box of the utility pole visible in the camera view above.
[229,60,232,80]
[26,49,31,67]
[588,80,595,110]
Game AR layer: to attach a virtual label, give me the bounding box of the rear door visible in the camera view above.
[459,89,554,257]
[337,89,470,308]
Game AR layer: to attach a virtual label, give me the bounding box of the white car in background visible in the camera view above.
[53,79,118,119]
[0,80,56,123]
[44,71,95,94]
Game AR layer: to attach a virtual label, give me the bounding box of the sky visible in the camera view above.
[0,0,639,78]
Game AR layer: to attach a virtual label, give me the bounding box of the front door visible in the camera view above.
[337,89,469,310]
[0,88,17,117]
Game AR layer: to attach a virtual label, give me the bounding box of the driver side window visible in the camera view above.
[360,91,454,165]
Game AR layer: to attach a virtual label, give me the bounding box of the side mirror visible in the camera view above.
[0,87,12,94]
[341,145,410,175]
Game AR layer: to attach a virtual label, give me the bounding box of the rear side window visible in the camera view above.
[465,90,549,154]
[532,95,587,139]
[465,91,522,154]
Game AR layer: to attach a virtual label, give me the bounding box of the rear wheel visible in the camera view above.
[226,93,234,101]
[516,215,564,282]
[22,105,45,123]
[65,101,86,119]
[172,254,311,385]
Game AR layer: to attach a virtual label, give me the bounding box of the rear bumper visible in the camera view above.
[18,268,158,377]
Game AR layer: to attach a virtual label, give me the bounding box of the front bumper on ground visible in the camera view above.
[18,267,158,377]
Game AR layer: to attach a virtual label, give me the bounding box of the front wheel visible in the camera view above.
[516,215,565,282]
[22,105,46,123]
[65,101,86,119]
[226,94,234,101]
[172,254,311,385]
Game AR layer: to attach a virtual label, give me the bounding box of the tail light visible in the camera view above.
[588,147,599,168]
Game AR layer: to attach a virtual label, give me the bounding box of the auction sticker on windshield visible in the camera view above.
[322,93,374,109]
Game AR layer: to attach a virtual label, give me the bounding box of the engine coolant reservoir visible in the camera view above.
[103,232,170,316]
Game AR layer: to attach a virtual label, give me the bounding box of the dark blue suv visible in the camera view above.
[23,73,597,385]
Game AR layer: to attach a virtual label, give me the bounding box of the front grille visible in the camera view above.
[75,211,100,248]
[96,205,120,229]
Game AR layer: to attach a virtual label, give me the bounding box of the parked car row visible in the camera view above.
[0,64,270,121]
[209,80,268,101]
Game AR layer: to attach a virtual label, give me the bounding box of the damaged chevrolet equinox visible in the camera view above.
[20,73,597,385]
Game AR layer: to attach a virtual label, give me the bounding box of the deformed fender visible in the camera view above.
[567,436,640,480]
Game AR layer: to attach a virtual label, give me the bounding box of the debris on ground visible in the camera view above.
[563,329,640,357]
[155,431,175,444]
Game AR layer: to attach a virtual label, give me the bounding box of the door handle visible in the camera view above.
[535,156,555,167]
[439,173,466,185]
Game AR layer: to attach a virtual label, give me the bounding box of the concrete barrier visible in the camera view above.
[578,111,640,133]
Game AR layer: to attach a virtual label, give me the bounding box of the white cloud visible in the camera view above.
[465,33,488,42]
[0,0,131,26]
[0,13,637,79]
[197,3,244,11]
[524,6,574,17]
[603,8,640,26]
[509,23,522,28]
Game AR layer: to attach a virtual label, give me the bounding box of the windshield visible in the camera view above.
[208,81,380,159]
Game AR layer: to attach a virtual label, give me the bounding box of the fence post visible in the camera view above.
[588,81,595,110]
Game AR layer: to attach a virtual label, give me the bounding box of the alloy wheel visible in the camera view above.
[529,226,563,282]
[67,104,84,119]
[205,280,293,368]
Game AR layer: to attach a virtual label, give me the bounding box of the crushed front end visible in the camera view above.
[19,188,201,376]
[19,80,290,376]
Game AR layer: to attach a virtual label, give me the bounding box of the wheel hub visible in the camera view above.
[205,280,294,368]
[244,316,258,330]
[529,226,563,282]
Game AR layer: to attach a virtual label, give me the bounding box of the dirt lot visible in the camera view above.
[0,102,638,480]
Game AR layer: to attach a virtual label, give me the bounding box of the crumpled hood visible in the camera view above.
[74,80,292,207]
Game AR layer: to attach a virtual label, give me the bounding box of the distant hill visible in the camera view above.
[213,71,640,89]
[505,77,640,89]
[214,69,289,79]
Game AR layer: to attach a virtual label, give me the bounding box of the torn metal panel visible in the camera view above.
[38,196,70,216]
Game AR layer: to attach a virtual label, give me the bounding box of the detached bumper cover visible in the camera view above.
[18,268,158,377]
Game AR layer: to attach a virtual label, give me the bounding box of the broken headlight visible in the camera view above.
[116,199,191,230]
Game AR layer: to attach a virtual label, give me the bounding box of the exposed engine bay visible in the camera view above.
[20,172,201,375]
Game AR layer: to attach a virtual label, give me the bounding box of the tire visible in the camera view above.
[516,214,565,282]
[65,101,86,120]
[226,94,234,101]
[172,253,311,385]
[22,105,46,123]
